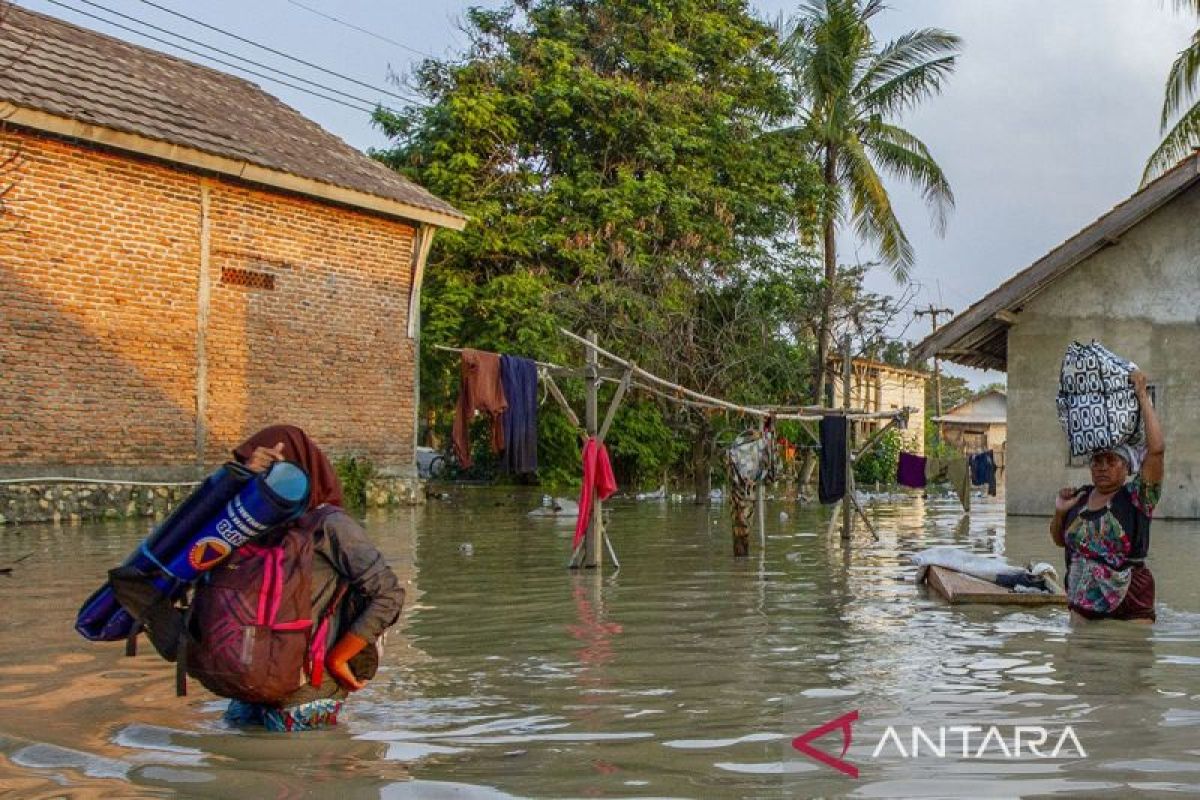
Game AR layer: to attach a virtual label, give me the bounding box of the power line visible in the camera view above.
[73,0,418,110]
[86,0,426,108]
[43,0,381,114]
[133,0,426,105]
[283,0,437,61]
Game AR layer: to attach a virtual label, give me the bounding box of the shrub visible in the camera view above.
[854,427,902,486]
[334,455,376,508]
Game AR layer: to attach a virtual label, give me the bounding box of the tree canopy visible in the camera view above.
[375,0,955,490]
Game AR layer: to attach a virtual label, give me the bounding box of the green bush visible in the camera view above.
[334,455,376,509]
[854,427,901,486]
[606,400,687,490]
[924,416,957,460]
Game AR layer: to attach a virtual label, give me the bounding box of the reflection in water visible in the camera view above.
[1,492,1199,798]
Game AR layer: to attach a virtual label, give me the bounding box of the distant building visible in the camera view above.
[915,151,1200,518]
[829,358,928,454]
[933,390,1007,455]
[0,6,465,483]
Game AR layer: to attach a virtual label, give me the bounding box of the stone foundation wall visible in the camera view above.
[364,476,425,508]
[0,476,424,526]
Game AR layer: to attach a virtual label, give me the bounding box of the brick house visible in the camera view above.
[0,6,464,486]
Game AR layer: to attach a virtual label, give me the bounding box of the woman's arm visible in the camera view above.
[324,514,405,642]
[320,513,405,691]
[1132,371,1164,484]
[1050,511,1067,548]
[1051,487,1083,547]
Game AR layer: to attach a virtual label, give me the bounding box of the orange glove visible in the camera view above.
[325,632,369,692]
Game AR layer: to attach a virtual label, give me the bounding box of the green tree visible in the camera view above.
[926,371,970,416]
[854,426,900,485]
[775,0,959,406]
[1145,0,1200,182]
[376,0,821,487]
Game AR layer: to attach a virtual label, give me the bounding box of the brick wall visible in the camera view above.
[0,127,418,479]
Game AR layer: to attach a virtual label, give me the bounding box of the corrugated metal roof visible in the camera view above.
[0,4,465,224]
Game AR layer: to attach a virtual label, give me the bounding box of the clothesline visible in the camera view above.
[433,344,562,371]
[434,340,907,423]
[556,328,907,423]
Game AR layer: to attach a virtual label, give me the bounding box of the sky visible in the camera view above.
[11,0,1197,386]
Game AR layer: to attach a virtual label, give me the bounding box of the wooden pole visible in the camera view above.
[915,306,953,418]
[756,419,767,551]
[841,335,853,540]
[585,330,602,569]
[558,327,884,420]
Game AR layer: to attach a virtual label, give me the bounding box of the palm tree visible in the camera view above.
[776,0,958,406]
[1144,1,1200,183]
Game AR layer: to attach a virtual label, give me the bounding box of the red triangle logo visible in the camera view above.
[792,710,859,778]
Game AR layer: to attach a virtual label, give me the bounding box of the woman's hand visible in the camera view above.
[1131,369,1150,399]
[1051,487,1083,547]
[244,442,286,473]
[326,632,369,692]
[1055,486,1083,513]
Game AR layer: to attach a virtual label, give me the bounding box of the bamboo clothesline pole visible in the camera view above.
[584,330,603,569]
[439,331,913,560]
[841,335,853,540]
[436,338,904,423]
[558,328,897,422]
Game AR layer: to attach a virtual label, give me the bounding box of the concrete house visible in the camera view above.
[0,7,465,518]
[915,152,1200,518]
[934,390,1007,456]
[829,357,928,454]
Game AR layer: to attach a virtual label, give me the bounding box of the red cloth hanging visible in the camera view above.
[574,437,617,549]
[451,349,508,469]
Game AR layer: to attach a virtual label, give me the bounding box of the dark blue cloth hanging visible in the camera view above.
[969,450,997,496]
[818,415,848,504]
[500,355,539,474]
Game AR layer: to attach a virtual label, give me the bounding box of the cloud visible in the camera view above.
[782,0,1196,382]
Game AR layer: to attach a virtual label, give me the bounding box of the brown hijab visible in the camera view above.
[232,425,343,510]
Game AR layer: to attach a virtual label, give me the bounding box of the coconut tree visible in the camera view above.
[776,0,959,406]
[1144,1,1200,183]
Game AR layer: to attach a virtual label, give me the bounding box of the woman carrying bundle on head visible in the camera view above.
[1050,371,1164,623]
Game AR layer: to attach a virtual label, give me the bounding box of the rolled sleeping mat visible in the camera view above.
[74,464,251,643]
[75,461,311,642]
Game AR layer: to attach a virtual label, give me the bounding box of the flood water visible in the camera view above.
[2,489,1200,799]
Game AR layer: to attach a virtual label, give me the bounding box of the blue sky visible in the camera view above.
[11,1,1196,385]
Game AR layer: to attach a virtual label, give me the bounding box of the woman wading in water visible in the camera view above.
[1050,370,1164,623]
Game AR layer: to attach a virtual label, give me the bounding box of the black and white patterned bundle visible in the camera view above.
[1056,340,1142,457]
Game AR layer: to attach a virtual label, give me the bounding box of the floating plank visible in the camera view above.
[924,565,1066,606]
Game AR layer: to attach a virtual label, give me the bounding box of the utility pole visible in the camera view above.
[915,306,954,418]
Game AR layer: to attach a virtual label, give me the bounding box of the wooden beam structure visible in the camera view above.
[440,329,913,563]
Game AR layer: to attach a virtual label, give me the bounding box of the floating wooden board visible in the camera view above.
[924,565,1067,606]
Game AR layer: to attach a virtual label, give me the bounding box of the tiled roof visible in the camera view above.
[0,4,464,224]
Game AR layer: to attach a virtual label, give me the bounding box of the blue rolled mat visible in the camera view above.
[75,461,310,642]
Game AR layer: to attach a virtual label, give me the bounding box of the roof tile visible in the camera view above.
[0,4,463,222]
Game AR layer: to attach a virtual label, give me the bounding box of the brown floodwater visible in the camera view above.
[1,488,1199,799]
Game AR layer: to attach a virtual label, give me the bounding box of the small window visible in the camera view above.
[221,267,275,290]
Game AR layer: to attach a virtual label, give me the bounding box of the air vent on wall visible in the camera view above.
[220,267,275,290]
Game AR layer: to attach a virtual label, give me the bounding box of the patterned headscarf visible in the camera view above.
[1097,444,1144,475]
